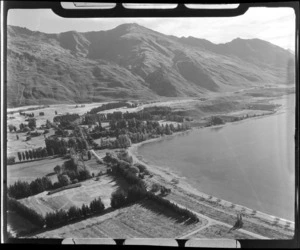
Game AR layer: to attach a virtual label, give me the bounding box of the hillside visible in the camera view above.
[7,23,295,107]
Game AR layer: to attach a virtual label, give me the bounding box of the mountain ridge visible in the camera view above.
[7,23,295,107]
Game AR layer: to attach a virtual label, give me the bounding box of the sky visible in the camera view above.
[7,5,296,51]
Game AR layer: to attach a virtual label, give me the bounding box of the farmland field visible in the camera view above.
[34,200,205,238]
[19,174,128,216]
[188,224,257,239]
[7,156,66,185]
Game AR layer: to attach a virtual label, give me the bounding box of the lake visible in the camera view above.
[138,95,295,221]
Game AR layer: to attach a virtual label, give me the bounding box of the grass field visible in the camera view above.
[7,156,66,185]
[34,199,205,238]
[7,129,55,159]
[84,156,107,176]
[19,174,127,216]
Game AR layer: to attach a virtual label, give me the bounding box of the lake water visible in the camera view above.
[138,95,295,221]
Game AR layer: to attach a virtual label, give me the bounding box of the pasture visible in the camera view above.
[19,174,128,216]
[34,199,204,238]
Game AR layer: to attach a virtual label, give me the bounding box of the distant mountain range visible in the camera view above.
[7,23,295,107]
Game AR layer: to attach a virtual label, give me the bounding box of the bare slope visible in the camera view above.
[7,23,295,107]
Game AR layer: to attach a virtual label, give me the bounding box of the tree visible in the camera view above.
[68,138,76,149]
[19,123,25,131]
[90,197,105,213]
[54,165,61,175]
[22,152,26,161]
[28,118,36,129]
[42,148,48,158]
[25,151,29,161]
[8,124,14,132]
[165,124,172,135]
[81,204,90,217]
[17,152,22,162]
[87,151,92,160]
[116,134,131,148]
[210,116,224,126]
[41,176,53,190]
[111,190,127,208]
[28,150,33,160]
[68,206,81,220]
[30,178,45,195]
[32,149,37,159]
[127,184,147,203]
[58,174,71,186]
[7,156,15,165]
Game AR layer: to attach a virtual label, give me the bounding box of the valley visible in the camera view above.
[5,22,296,240]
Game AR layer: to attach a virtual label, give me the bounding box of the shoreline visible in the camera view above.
[127,113,295,226]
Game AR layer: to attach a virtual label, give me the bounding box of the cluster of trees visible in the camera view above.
[8,162,90,200]
[88,101,136,115]
[56,157,92,182]
[115,134,132,148]
[82,114,103,125]
[7,197,44,228]
[110,184,198,223]
[27,118,37,130]
[8,177,52,199]
[166,114,185,122]
[67,137,89,152]
[106,150,198,223]
[143,106,172,116]
[19,123,30,132]
[104,151,145,187]
[209,116,225,126]
[8,124,17,132]
[145,192,199,223]
[53,113,80,128]
[17,147,48,162]
[21,112,34,117]
[45,137,68,156]
[150,183,171,194]
[55,129,69,137]
[45,197,105,228]
[91,119,190,149]
[8,196,105,229]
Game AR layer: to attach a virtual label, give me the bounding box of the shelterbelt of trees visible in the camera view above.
[7,196,105,229]
[88,101,137,115]
[105,150,199,223]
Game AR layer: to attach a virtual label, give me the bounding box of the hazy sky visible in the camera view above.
[8,6,295,51]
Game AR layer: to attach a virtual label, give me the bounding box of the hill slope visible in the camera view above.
[7,23,295,107]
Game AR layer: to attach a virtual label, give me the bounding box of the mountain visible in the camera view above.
[7,23,295,107]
